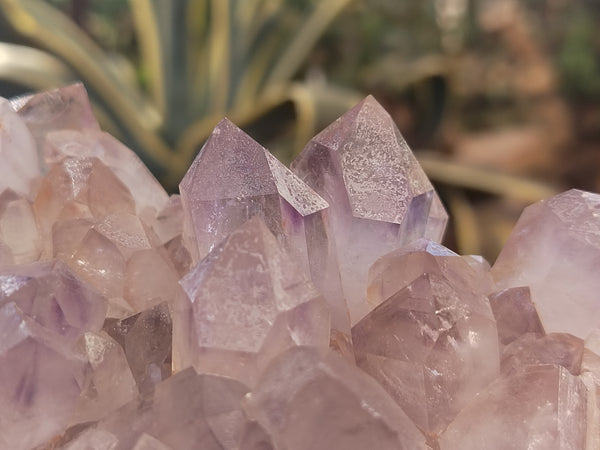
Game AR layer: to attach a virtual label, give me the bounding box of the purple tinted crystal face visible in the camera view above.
[180,118,328,263]
[1,260,106,341]
[0,302,86,449]
[492,189,600,339]
[353,243,499,436]
[174,217,330,386]
[291,95,448,325]
[179,119,350,342]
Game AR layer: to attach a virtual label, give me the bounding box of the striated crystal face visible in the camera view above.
[174,216,330,386]
[352,241,500,436]
[0,85,599,449]
[492,189,600,339]
[291,96,448,325]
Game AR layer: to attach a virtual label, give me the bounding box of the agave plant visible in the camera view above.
[0,0,360,190]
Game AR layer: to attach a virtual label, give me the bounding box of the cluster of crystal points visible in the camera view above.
[0,84,598,449]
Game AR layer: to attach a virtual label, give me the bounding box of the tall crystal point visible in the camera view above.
[291,95,448,324]
[179,118,350,345]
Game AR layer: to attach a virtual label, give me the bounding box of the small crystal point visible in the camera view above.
[291,95,448,325]
[438,365,587,450]
[492,189,600,339]
[489,286,545,345]
[174,216,330,386]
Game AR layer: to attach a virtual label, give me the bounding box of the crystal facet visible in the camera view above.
[291,96,448,324]
[352,241,500,437]
[492,189,600,339]
[174,216,330,386]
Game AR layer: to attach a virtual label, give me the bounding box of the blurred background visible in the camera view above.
[0,0,599,262]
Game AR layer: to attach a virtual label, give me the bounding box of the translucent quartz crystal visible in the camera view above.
[501,332,584,375]
[104,302,172,393]
[0,301,86,449]
[0,98,40,197]
[291,96,447,324]
[352,241,500,438]
[44,129,169,221]
[244,346,427,450]
[174,216,330,386]
[0,189,41,265]
[438,365,587,450]
[97,368,256,450]
[488,286,544,345]
[1,260,106,341]
[179,119,349,344]
[492,189,600,339]
[13,83,100,152]
[72,331,138,423]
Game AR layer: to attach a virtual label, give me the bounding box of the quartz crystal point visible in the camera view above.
[0,98,40,197]
[13,83,100,152]
[174,216,330,386]
[291,95,448,324]
[492,189,600,339]
[0,301,86,449]
[0,189,42,265]
[44,129,169,221]
[0,259,107,341]
[179,119,350,346]
[104,302,173,393]
[243,346,427,450]
[438,365,588,450]
[500,332,584,375]
[72,330,139,424]
[488,286,544,345]
[352,240,500,437]
[97,367,256,450]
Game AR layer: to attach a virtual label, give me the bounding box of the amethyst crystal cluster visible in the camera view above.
[0,85,597,449]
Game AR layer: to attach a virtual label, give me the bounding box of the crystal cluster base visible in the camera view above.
[0,84,597,449]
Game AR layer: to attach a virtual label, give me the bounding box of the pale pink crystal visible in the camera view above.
[72,331,138,423]
[179,119,349,346]
[0,301,86,449]
[488,286,544,345]
[0,98,40,197]
[243,346,427,450]
[291,96,448,324]
[0,189,41,264]
[353,241,500,437]
[97,368,255,450]
[44,129,169,221]
[124,248,181,311]
[492,189,600,339]
[439,365,587,450]
[174,216,330,386]
[13,83,100,152]
[2,260,106,340]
